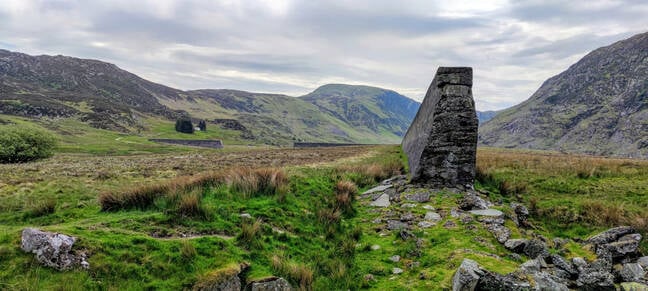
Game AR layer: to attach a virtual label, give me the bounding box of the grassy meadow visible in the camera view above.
[0,132,647,289]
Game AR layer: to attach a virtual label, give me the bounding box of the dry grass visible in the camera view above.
[175,191,210,220]
[336,159,404,187]
[334,180,357,214]
[237,218,263,248]
[270,254,313,291]
[225,167,288,197]
[25,199,56,217]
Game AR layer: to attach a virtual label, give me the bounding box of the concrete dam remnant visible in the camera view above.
[401,67,478,189]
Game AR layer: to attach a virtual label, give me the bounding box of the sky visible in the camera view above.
[1,0,647,110]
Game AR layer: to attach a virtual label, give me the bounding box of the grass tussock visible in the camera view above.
[270,254,314,290]
[334,180,357,215]
[174,191,210,220]
[225,167,288,197]
[180,240,197,261]
[337,159,403,187]
[24,199,56,218]
[237,218,263,249]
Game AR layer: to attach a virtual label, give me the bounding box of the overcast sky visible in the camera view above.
[1,0,647,110]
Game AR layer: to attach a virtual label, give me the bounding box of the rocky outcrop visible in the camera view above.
[20,228,89,271]
[248,277,292,291]
[402,67,478,189]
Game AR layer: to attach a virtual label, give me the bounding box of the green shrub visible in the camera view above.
[0,125,57,163]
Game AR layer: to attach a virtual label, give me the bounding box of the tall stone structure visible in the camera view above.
[402,67,478,188]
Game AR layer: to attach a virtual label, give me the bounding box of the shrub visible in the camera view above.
[0,125,57,163]
[174,118,194,134]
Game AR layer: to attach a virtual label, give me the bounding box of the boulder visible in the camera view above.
[20,228,89,271]
[511,203,530,227]
[477,272,531,290]
[400,212,415,222]
[452,259,483,291]
[532,272,569,291]
[393,267,404,274]
[587,226,636,246]
[469,209,503,217]
[619,263,645,282]
[621,282,648,291]
[369,193,391,207]
[459,192,490,210]
[505,239,528,253]
[576,271,615,291]
[523,239,549,259]
[249,277,292,291]
[387,220,409,230]
[363,185,392,195]
[424,212,442,222]
[405,190,431,203]
[486,224,511,244]
[637,256,648,269]
[549,254,577,277]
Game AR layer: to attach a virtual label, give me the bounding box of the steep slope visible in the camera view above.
[300,84,420,138]
[0,49,185,131]
[476,110,500,124]
[479,32,648,158]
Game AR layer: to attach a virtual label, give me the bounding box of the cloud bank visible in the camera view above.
[1,0,647,110]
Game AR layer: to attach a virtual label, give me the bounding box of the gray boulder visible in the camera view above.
[532,272,569,291]
[387,220,409,230]
[486,224,511,244]
[249,277,292,291]
[478,272,531,290]
[505,239,528,253]
[621,282,648,291]
[587,226,636,246]
[511,203,530,227]
[369,193,391,207]
[637,256,648,268]
[576,271,615,291]
[459,192,490,210]
[405,190,431,203]
[549,254,577,277]
[523,239,549,259]
[452,259,483,291]
[619,263,645,282]
[424,212,442,222]
[21,228,89,271]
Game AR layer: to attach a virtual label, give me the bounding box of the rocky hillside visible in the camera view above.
[479,32,648,158]
[0,49,185,132]
[0,49,421,145]
[300,84,420,138]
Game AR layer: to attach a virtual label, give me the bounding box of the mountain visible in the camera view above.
[479,32,648,158]
[0,49,185,132]
[300,84,420,138]
[476,110,500,124]
[0,49,421,146]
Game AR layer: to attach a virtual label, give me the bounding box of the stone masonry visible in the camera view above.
[401,67,478,188]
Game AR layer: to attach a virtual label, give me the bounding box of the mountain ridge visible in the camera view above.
[479,31,648,158]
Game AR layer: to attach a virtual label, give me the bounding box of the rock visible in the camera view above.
[405,190,431,203]
[401,203,417,208]
[621,282,648,291]
[390,255,401,262]
[505,239,528,253]
[381,175,406,185]
[511,203,530,227]
[240,213,252,219]
[549,254,577,276]
[418,221,435,228]
[523,239,549,259]
[600,238,641,259]
[573,257,588,273]
[478,272,532,290]
[576,271,615,290]
[369,193,391,207]
[460,192,490,210]
[393,267,404,274]
[460,215,474,224]
[399,230,416,241]
[477,215,504,225]
[619,263,645,282]
[532,272,569,291]
[249,277,292,291]
[450,208,462,218]
[422,205,436,210]
[637,256,648,268]
[452,258,483,291]
[363,184,392,195]
[407,261,421,268]
[520,259,542,274]
[401,67,478,189]
[371,245,381,251]
[587,226,637,246]
[400,212,416,222]
[364,274,375,282]
[424,212,442,222]
[20,228,89,271]
[371,218,382,224]
[552,237,569,249]
[387,220,409,230]
[469,209,503,217]
[444,221,457,229]
[486,224,511,244]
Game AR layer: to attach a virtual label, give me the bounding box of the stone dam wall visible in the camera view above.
[401,67,478,188]
[149,139,224,149]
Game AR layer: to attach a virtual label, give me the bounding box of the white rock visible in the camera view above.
[392,267,403,274]
[369,193,391,207]
[468,209,504,217]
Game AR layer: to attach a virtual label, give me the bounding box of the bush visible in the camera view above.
[174,118,194,134]
[0,125,57,163]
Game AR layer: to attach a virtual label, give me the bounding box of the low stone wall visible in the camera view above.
[293,142,367,148]
[149,139,224,149]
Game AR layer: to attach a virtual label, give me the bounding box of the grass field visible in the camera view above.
[1,142,647,290]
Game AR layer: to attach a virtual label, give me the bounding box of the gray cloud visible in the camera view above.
[0,0,647,110]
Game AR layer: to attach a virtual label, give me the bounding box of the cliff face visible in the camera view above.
[479,32,648,158]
